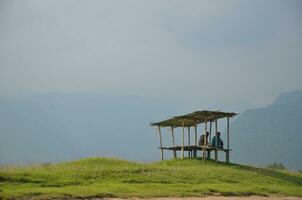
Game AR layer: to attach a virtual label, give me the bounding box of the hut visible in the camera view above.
[150,110,237,163]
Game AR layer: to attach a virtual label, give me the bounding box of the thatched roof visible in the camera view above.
[150,110,237,127]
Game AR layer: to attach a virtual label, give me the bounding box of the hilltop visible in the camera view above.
[0,157,302,199]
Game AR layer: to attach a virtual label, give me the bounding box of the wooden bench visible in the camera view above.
[159,145,232,163]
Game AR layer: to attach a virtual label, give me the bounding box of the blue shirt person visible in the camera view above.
[211,131,224,148]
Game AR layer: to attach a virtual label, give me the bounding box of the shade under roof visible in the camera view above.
[150,110,237,127]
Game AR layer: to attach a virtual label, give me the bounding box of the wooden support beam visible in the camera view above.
[194,125,198,145]
[171,126,177,159]
[214,120,218,162]
[203,120,207,162]
[226,117,230,163]
[194,125,197,158]
[158,126,164,161]
[209,121,212,145]
[181,121,184,159]
[188,127,191,158]
[208,121,212,159]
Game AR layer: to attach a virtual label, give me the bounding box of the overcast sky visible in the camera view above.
[0,0,301,110]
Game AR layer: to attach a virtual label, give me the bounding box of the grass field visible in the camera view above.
[0,157,302,200]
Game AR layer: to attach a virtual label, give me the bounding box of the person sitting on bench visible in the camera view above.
[211,131,223,148]
[198,131,209,146]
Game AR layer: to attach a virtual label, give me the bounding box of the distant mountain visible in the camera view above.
[1,91,301,169]
[0,94,187,165]
[231,91,302,170]
[273,90,302,105]
[0,99,74,164]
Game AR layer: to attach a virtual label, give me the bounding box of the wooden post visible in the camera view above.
[208,121,212,159]
[226,117,230,163]
[194,125,198,158]
[214,120,218,162]
[209,121,212,145]
[188,127,191,158]
[203,120,207,162]
[181,121,185,159]
[171,126,177,159]
[158,126,164,161]
[194,125,198,145]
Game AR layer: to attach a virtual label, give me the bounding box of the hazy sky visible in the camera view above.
[1,0,301,110]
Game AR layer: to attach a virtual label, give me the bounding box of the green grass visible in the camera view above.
[0,157,302,199]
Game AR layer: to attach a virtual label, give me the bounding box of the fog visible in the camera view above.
[1,1,302,167]
[1,0,301,110]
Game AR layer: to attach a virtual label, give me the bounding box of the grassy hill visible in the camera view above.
[0,158,302,200]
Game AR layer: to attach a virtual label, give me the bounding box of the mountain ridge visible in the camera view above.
[231,90,302,170]
[0,91,301,170]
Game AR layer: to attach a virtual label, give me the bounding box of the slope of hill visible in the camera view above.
[0,157,302,199]
[231,91,302,170]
